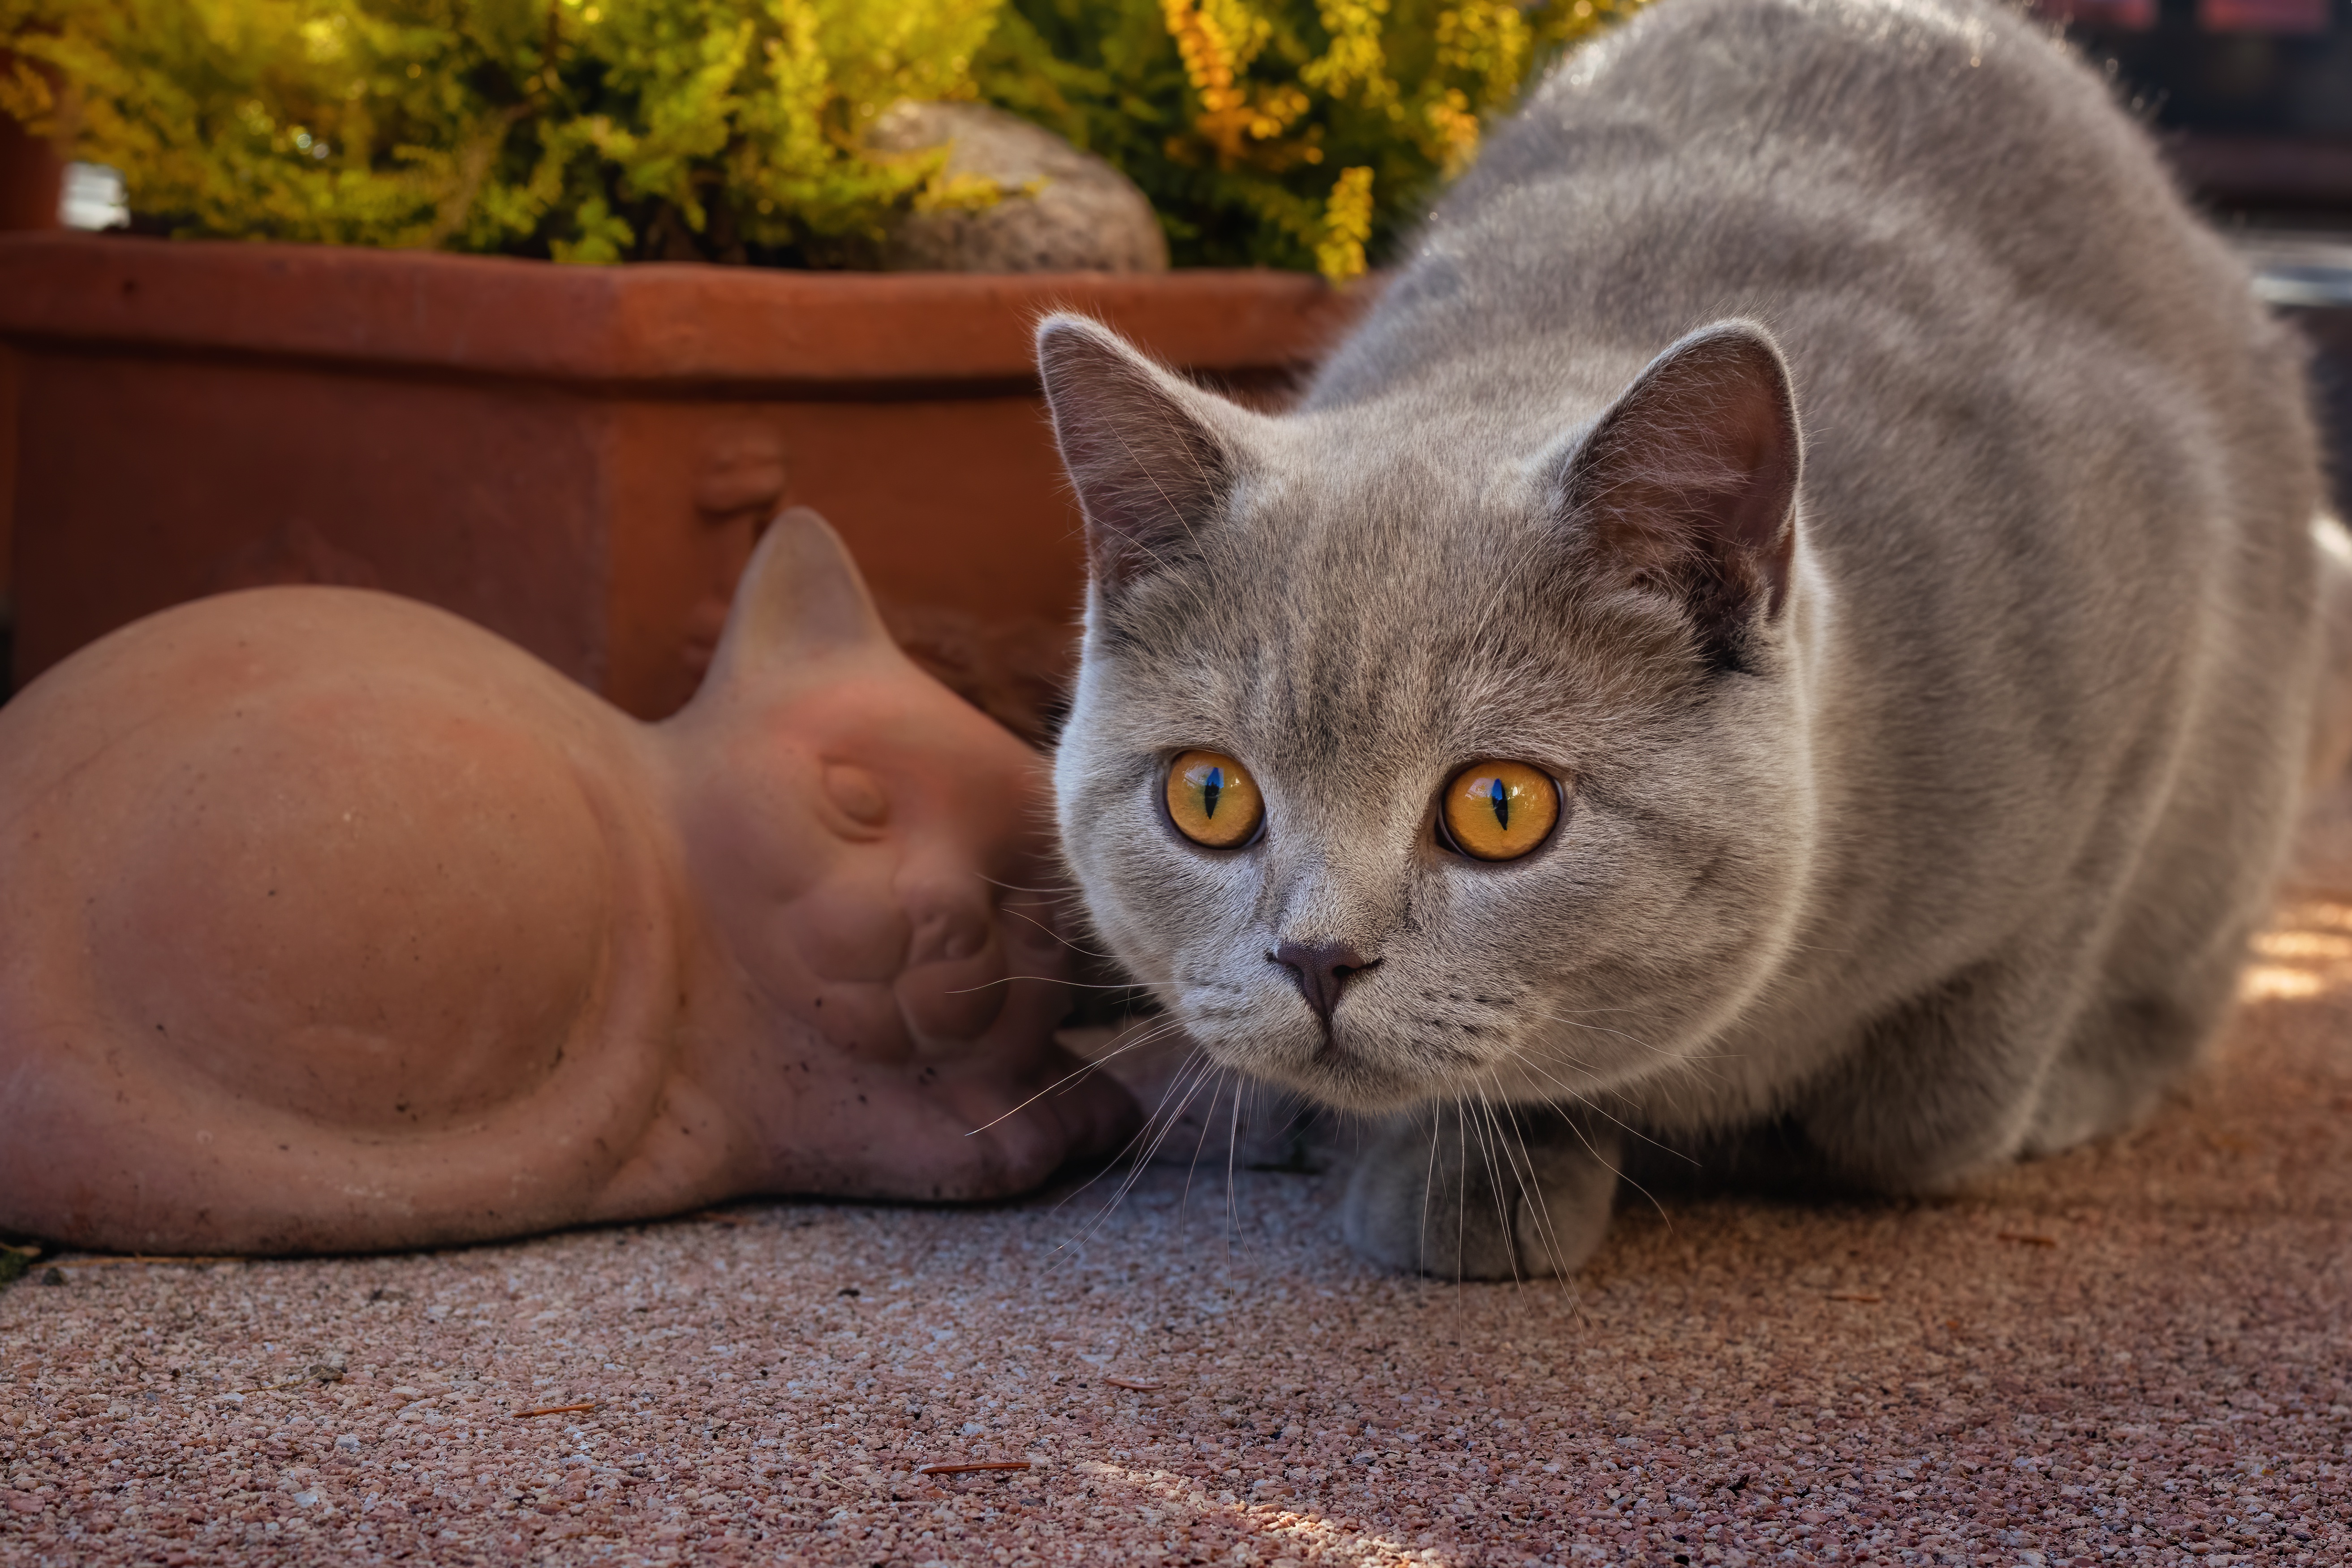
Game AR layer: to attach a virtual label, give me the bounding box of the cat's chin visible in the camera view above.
[1200,1034,1464,1116]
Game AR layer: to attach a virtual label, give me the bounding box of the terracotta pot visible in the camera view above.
[0,234,1370,728]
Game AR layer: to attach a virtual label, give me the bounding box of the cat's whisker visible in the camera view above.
[1484,1086,1558,1288]
[960,1016,1193,1137]
[975,873,1085,896]
[941,976,1174,994]
[1486,1055,1700,1222]
[1175,1068,1227,1250]
[1515,1041,1734,1111]
[1473,1086,1557,1296]
[1464,1084,1527,1290]
[1223,1084,1246,1264]
[1511,1002,1744,1099]
[996,900,1097,918]
[1480,1073,1585,1304]
[1516,1007,1674,1059]
[1515,999,1674,1023]
[1419,1102,1444,1284]
[1115,1055,1239,1245]
[995,904,1139,963]
[1044,1043,1223,1260]
[1055,1015,1196,1084]
[1453,1097,1478,1292]
[992,891,1090,909]
[1499,1072,1680,1231]
[1122,1048,1224,1171]
[1472,1081,1538,1288]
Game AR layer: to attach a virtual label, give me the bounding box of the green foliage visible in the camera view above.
[1,0,1010,262]
[2,0,1647,273]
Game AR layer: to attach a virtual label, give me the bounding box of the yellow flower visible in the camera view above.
[1434,0,1529,107]
[1314,163,1372,282]
[1302,0,1393,109]
[1163,0,1306,166]
[1426,86,1478,175]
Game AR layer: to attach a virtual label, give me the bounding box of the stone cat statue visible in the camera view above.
[0,509,1136,1254]
[1035,0,2347,1278]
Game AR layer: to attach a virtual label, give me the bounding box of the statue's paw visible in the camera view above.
[1341,1111,1621,1280]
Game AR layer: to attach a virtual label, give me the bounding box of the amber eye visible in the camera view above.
[1165,750,1265,849]
[1438,760,1560,862]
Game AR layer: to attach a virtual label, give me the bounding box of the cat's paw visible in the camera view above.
[1341,1111,1621,1280]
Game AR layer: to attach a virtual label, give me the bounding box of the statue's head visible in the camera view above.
[663,509,1077,1072]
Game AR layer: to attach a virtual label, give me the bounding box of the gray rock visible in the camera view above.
[870,101,1168,274]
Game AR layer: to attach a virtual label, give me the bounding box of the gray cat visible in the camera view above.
[1035,0,2346,1279]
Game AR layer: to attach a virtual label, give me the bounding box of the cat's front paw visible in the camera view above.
[1341,1111,1621,1280]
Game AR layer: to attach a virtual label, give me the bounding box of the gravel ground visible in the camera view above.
[6,806,2352,1567]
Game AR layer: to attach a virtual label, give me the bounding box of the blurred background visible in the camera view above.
[2042,0,2352,222]
[2034,0,2352,539]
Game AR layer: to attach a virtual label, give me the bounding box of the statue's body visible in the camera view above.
[0,510,1134,1254]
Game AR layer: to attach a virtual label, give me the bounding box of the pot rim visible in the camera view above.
[0,233,1375,392]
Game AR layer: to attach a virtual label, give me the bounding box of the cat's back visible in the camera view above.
[1322,0,2318,711]
[1536,0,2247,332]
[1321,0,2292,444]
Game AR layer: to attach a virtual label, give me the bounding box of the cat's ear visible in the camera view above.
[1547,321,1801,663]
[701,505,897,692]
[1036,313,1245,599]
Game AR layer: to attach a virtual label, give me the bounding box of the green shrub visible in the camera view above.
[0,0,1012,263]
[1,0,1643,277]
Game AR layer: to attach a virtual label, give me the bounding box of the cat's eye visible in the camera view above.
[1438,760,1560,862]
[1165,750,1265,849]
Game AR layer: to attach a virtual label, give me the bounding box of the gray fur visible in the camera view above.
[1037,0,2336,1278]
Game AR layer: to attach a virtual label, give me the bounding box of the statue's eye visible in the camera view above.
[1164,750,1265,849]
[1438,760,1560,861]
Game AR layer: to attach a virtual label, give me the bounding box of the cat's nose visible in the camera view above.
[1269,940,1380,1023]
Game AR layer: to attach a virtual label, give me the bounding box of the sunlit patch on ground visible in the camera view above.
[2240,897,2352,1001]
[1076,1460,1429,1565]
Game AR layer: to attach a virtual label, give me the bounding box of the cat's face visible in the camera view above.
[667,510,1076,1068]
[1042,316,1814,1114]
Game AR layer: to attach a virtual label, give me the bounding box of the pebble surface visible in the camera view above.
[8,852,2352,1567]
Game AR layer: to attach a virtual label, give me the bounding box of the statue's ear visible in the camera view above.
[701,506,897,691]
[1035,313,1251,602]
[1544,321,1802,670]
